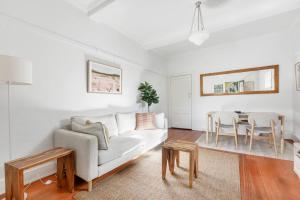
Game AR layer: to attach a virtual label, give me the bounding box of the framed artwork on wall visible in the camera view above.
[224,81,239,93]
[87,60,122,94]
[296,62,300,91]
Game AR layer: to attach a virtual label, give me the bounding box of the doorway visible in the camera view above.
[169,75,192,129]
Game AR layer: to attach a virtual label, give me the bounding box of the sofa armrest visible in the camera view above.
[164,118,168,129]
[54,129,98,182]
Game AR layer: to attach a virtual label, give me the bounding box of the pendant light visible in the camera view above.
[189,1,210,46]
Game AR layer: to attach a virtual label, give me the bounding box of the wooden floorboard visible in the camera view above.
[1,128,300,200]
[240,154,300,200]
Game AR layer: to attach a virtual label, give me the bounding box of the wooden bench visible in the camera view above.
[5,147,75,200]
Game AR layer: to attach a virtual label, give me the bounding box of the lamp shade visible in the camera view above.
[188,30,210,46]
[0,55,32,85]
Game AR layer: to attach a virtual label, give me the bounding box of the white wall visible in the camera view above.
[166,31,295,136]
[291,18,300,140]
[0,0,167,193]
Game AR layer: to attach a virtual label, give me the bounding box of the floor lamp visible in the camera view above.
[0,55,32,160]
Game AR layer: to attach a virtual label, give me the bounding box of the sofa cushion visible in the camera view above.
[155,113,165,129]
[72,114,118,137]
[98,136,142,165]
[120,129,168,151]
[116,112,136,134]
[71,120,109,150]
[135,113,156,130]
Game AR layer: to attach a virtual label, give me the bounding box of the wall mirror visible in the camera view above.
[200,65,279,96]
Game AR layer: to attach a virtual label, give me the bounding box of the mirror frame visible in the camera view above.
[200,65,279,96]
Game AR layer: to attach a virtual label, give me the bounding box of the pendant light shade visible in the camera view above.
[189,1,209,46]
[189,30,210,46]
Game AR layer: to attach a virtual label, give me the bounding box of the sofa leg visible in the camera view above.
[88,181,93,192]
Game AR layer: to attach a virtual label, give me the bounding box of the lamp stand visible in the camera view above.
[7,82,12,159]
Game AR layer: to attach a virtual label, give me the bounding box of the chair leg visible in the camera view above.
[234,134,238,149]
[234,129,238,149]
[271,130,278,156]
[215,127,220,146]
[268,134,273,147]
[281,138,284,154]
[249,129,254,152]
[245,129,248,144]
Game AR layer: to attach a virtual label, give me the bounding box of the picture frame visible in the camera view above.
[224,81,239,93]
[214,84,223,94]
[87,60,122,94]
[296,62,300,91]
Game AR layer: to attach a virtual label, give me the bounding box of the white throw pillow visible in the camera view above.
[155,113,165,129]
[116,112,136,134]
[71,114,119,137]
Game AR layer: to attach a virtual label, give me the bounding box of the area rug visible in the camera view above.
[75,147,240,200]
[197,134,294,161]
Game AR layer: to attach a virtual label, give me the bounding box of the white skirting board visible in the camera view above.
[0,161,56,194]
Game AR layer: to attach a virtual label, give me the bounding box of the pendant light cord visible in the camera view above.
[189,5,197,35]
[189,1,205,34]
[198,3,200,31]
[198,2,205,31]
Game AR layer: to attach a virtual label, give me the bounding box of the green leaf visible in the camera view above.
[137,81,159,111]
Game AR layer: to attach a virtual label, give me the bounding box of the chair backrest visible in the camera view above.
[248,112,279,127]
[214,112,239,125]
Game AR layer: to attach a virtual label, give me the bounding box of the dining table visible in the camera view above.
[206,111,286,153]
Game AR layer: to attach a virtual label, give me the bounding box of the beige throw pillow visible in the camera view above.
[135,113,156,130]
[71,119,109,150]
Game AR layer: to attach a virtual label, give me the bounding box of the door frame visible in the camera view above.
[168,74,192,129]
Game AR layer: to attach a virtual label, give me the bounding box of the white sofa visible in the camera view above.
[54,113,168,190]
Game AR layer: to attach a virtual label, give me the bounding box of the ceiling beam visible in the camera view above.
[88,0,116,17]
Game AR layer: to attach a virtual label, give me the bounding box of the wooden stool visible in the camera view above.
[162,140,199,188]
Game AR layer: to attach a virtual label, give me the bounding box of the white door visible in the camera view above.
[170,75,192,129]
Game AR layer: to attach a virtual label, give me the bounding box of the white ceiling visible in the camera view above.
[65,0,300,56]
[155,9,300,56]
[64,0,113,12]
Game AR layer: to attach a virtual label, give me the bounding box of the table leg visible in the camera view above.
[5,166,24,200]
[16,169,24,200]
[162,148,168,180]
[169,150,175,174]
[175,150,180,167]
[5,164,13,200]
[65,152,75,193]
[189,151,195,188]
[194,147,198,178]
[57,156,65,189]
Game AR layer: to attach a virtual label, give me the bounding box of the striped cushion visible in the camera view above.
[136,113,156,130]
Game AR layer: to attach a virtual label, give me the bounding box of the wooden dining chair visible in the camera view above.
[215,112,239,148]
[246,112,279,155]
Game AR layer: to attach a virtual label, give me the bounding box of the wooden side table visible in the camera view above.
[162,140,199,188]
[5,147,75,200]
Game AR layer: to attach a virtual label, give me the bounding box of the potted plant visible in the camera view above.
[138,81,159,112]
